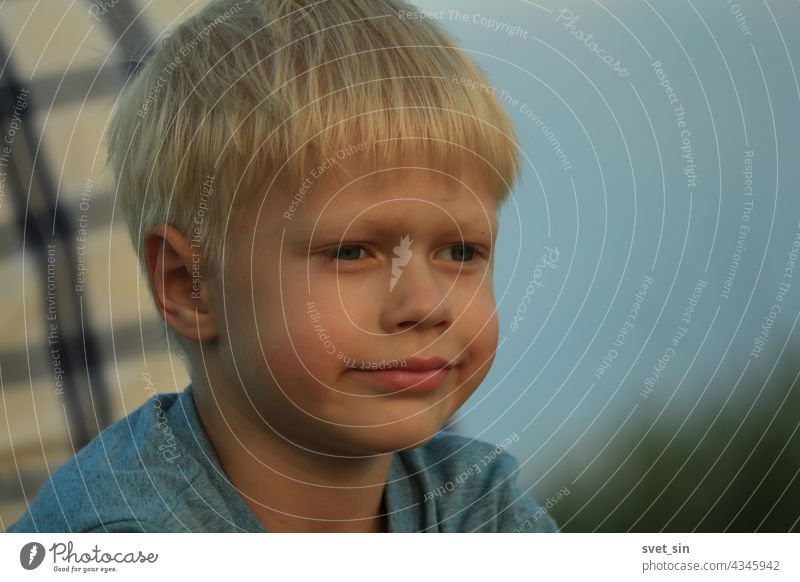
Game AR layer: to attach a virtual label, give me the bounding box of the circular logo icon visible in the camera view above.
[20,542,46,570]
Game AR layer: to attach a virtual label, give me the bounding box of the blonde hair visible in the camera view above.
[107,0,521,359]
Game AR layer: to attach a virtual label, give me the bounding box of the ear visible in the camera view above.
[143,223,218,342]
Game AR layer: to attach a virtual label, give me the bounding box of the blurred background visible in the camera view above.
[1,0,798,532]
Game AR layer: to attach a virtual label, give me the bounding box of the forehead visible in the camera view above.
[285,150,498,229]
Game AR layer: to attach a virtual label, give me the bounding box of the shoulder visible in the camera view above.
[406,431,560,532]
[7,391,197,533]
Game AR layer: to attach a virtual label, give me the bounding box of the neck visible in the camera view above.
[191,378,393,533]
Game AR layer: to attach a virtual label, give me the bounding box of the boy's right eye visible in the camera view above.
[321,244,368,262]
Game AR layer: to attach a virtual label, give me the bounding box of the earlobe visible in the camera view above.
[143,224,218,343]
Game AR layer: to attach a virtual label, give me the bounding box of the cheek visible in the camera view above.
[473,309,499,359]
[462,284,499,334]
[255,289,354,380]
[461,291,500,364]
[241,259,364,372]
[307,269,382,326]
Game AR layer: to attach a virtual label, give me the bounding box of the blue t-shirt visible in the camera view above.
[7,386,559,533]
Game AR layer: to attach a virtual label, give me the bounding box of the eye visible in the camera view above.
[322,244,368,262]
[438,243,484,263]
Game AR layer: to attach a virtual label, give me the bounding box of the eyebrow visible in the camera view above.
[307,214,496,240]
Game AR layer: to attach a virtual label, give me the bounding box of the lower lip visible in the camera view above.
[352,367,452,392]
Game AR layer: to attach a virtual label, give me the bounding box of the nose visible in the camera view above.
[380,253,452,333]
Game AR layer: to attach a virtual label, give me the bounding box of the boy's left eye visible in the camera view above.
[440,244,478,262]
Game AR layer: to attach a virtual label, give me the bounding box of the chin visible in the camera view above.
[337,417,446,456]
[308,393,460,456]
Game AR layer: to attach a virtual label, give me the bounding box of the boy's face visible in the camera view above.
[209,150,499,456]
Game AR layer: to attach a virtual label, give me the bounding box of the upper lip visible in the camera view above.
[390,356,454,372]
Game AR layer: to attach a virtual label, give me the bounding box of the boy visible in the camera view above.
[9,0,558,532]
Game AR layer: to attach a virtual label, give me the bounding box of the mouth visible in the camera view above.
[348,356,456,393]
